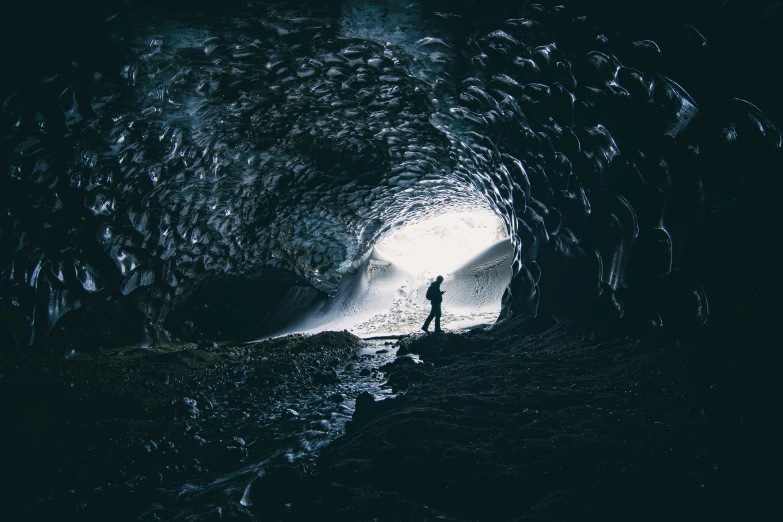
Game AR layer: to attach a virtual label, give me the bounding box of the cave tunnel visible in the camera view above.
[1,0,781,520]
[277,209,513,338]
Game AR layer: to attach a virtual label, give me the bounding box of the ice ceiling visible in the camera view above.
[1,0,780,348]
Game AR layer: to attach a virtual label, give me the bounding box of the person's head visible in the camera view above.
[436,275,443,283]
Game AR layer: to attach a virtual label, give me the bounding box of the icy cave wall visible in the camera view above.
[1,0,781,350]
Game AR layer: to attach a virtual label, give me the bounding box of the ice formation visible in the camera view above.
[278,211,513,337]
[1,0,780,349]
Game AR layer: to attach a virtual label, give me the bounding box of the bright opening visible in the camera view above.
[373,211,508,274]
[276,210,514,338]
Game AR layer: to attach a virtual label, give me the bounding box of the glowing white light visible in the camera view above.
[265,209,512,340]
[374,211,506,274]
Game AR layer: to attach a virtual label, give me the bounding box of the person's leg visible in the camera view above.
[434,303,442,331]
[422,304,436,330]
[422,313,432,330]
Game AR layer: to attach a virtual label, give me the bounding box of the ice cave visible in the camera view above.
[1,0,780,520]
[279,210,512,337]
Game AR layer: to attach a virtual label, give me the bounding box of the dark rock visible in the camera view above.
[313,369,340,385]
[197,340,217,351]
[378,356,431,392]
[348,391,396,431]
[351,391,377,426]
[379,356,417,372]
[273,319,768,521]
[249,465,308,514]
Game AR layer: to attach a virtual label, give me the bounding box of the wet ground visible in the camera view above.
[1,331,404,520]
[4,317,775,521]
[249,316,776,521]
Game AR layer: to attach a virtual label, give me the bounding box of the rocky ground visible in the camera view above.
[0,331,373,520]
[250,315,776,521]
[1,316,776,521]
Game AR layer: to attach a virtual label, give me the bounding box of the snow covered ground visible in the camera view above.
[275,212,514,338]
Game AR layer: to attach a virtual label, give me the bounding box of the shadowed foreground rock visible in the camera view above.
[250,317,775,521]
[0,331,363,520]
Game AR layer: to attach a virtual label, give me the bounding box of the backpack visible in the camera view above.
[425,284,436,301]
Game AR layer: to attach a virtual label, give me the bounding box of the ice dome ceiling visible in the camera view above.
[1,0,781,348]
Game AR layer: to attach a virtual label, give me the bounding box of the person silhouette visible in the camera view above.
[422,275,445,333]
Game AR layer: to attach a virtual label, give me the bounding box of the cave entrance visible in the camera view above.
[374,211,507,275]
[278,210,514,338]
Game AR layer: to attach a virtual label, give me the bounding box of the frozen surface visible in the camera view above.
[277,212,514,337]
[1,0,780,345]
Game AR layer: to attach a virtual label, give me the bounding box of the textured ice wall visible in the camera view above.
[1,0,781,348]
[445,238,515,312]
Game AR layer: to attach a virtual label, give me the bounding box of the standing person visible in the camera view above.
[422,275,445,333]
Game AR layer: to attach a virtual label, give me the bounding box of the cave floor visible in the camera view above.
[252,318,773,521]
[0,331,397,520]
[1,319,772,521]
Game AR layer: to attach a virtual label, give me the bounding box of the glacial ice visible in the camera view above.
[1,0,780,348]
